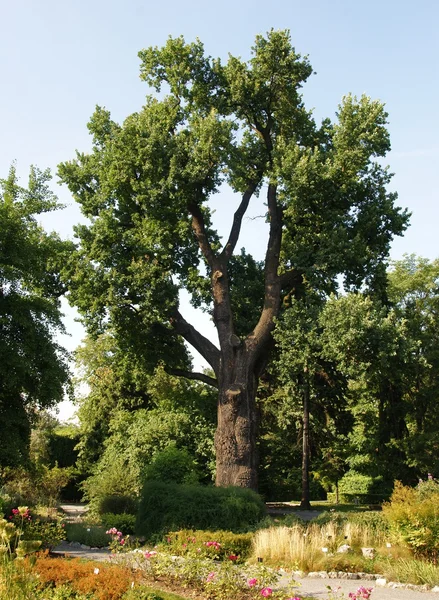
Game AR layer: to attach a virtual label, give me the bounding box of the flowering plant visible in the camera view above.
[106,527,127,553]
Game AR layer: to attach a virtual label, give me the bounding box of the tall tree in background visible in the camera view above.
[59,30,408,488]
[274,294,350,507]
[0,165,72,466]
[387,255,439,476]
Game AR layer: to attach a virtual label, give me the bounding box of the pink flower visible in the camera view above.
[120,538,125,545]
[206,572,216,582]
[106,527,118,535]
[261,587,272,597]
[248,578,258,587]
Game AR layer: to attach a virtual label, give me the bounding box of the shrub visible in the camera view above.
[161,529,254,561]
[101,513,137,535]
[98,495,138,516]
[81,458,139,515]
[142,445,200,485]
[65,523,111,548]
[137,482,265,538]
[382,480,439,559]
[336,470,391,504]
[7,506,67,550]
[27,555,141,600]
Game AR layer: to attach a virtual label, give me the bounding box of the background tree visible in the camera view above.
[59,30,408,488]
[0,165,72,467]
[320,293,416,498]
[387,255,439,476]
[274,294,350,507]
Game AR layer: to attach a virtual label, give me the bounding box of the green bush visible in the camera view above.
[161,528,253,561]
[100,513,136,535]
[98,494,138,516]
[336,470,391,503]
[137,482,266,538]
[142,444,200,485]
[81,457,139,515]
[65,523,110,548]
[312,509,389,534]
[382,480,439,559]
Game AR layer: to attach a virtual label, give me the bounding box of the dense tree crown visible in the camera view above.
[59,30,408,487]
[0,166,72,466]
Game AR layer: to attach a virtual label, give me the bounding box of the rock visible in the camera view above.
[431,585,439,592]
[375,578,387,586]
[361,547,375,559]
[292,571,305,579]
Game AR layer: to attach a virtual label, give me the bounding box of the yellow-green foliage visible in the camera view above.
[382,480,439,559]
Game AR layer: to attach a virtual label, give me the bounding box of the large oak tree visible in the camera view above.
[59,31,408,488]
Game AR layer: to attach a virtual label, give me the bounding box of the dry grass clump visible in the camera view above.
[252,521,387,571]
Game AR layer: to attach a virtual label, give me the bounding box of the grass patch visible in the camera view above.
[65,523,110,547]
[377,557,439,586]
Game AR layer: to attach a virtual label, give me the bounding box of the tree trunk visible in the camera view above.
[300,376,311,509]
[214,349,259,489]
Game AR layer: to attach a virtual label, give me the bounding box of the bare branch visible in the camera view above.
[247,183,283,355]
[221,181,259,261]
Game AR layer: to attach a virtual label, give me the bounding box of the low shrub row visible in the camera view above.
[136,481,266,538]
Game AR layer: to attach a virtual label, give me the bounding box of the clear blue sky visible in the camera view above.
[2,0,438,417]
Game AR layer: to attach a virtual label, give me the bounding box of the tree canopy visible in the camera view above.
[0,165,72,466]
[59,30,409,488]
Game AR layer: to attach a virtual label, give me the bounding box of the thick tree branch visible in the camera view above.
[221,181,259,261]
[188,200,216,268]
[171,309,220,375]
[164,367,218,388]
[247,182,283,355]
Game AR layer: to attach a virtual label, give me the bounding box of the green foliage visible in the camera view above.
[143,444,201,485]
[65,523,111,548]
[100,513,136,534]
[161,528,253,561]
[311,510,389,538]
[0,165,72,467]
[122,589,187,600]
[137,482,266,538]
[382,480,439,559]
[97,495,138,516]
[337,470,391,503]
[0,465,72,508]
[378,557,439,587]
[80,368,216,512]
